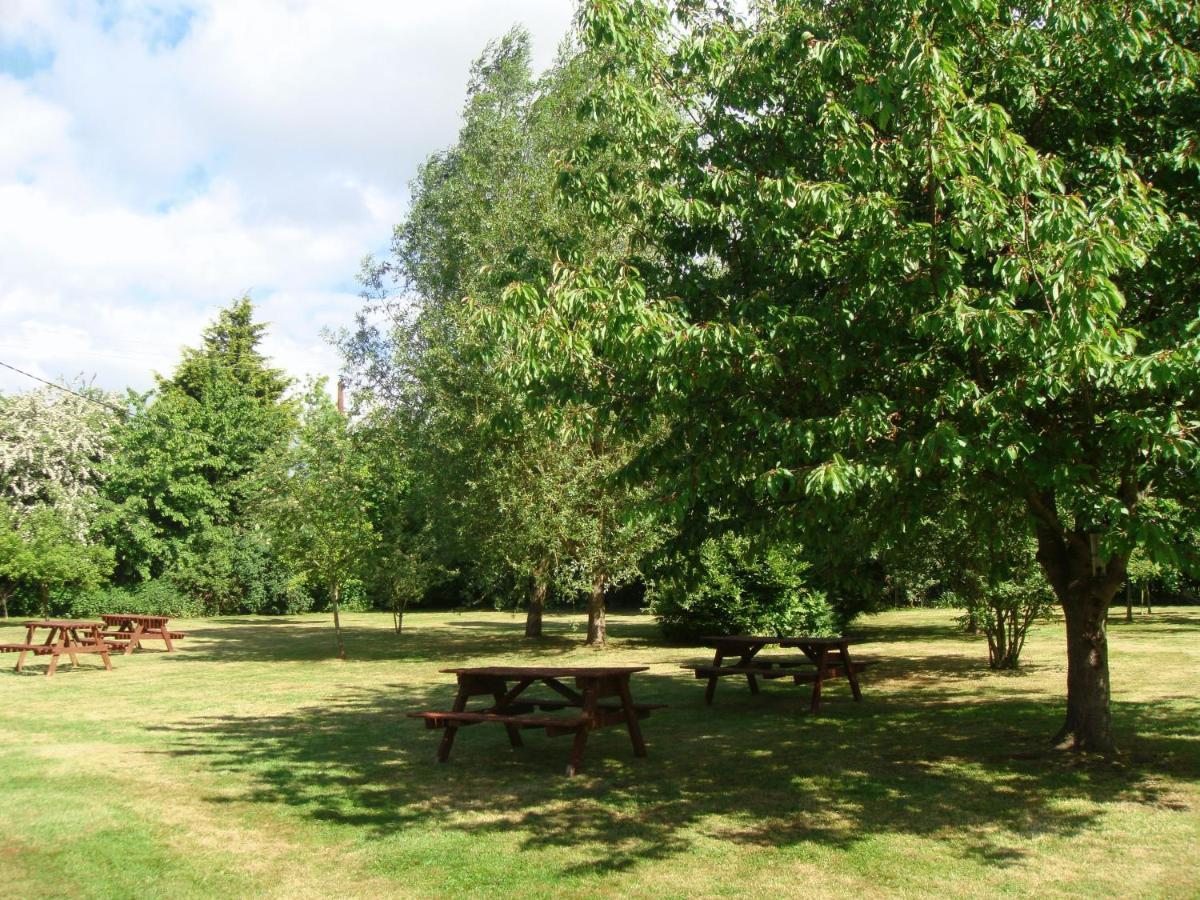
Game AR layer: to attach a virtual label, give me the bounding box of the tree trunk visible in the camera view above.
[1056,582,1115,752]
[1125,581,1133,624]
[1030,494,1122,754]
[393,594,409,635]
[39,583,49,618]
[0,586,9,619]
[965,607,979,635]
[331,582,346,660]
[525,571,548,638]
[586,571,607,646]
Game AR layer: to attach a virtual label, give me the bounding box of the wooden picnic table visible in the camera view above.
[0,620,113,677]
[410,665,665,776]
[99,614,187,655]
[690,635,869,712]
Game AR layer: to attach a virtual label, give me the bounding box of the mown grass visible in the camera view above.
[0,606,1197,899]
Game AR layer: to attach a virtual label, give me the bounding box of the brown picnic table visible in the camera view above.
[100,614,187,654]
[690,635,869,712]
[410,665,664,776]
[0,620,113,677]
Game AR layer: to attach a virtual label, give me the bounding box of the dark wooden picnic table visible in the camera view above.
[410,665,664,776]
[690,635,869,712]
[0,620,113,677]
[99,614,187,655]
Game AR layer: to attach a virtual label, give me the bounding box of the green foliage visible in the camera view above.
[489,0,1200,747]
[955,575,1057,670]
[101,297,299,614]
[258,380,378,654]
[342,28,665,641]
[0,503,113,616]
[651,533,837,642]
[165,525,312,615]
[68,579,206,619]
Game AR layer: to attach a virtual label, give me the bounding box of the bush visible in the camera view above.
[68,580,206,619]
[166,526,313,615]
[651,534,837,641]
[953,574,1056,670]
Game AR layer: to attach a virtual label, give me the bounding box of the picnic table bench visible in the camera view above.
[410,665,664,776]
[0,620,113,677]
[99,614,187,654]
[689,635,870,712]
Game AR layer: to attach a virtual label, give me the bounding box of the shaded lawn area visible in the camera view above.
[0,608,1197,898]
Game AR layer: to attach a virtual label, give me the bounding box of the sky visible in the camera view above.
[0,0,576,395]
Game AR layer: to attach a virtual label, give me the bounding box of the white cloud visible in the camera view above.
[0,0,575,393]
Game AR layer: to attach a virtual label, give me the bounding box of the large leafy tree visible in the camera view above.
[494,0,1199,750]
[346,28,662,643]
[102,297,298,610]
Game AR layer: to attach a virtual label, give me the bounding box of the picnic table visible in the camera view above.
[410,665,665,776]
[690,635,870,712]
[0,620,113,677]
[99,614,187,654]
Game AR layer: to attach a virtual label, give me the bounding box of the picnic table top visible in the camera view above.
[702,635,860,646]
[100,614,170,624]
[440,665,649,679]
[23,619,104,629]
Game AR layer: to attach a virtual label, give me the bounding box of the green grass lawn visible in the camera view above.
[1,607,1197,898]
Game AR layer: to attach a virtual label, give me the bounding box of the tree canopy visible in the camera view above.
[487,0,1200,751]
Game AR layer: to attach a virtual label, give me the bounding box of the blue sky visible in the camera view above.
[0,0,574,394]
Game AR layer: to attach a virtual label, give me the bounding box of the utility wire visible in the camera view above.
[0,359,128,416]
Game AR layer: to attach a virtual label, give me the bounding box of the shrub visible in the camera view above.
[651,534,837,641]
[68,580,206,619]
[953,574,1056,670]
[166,526,312,615]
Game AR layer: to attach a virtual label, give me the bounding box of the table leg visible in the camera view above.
[492,688,524,748]
[566,685,597,776]
[15,623,35,672]
[740,644,764,697]
[89,626,113,671]
[46,630,65,677]
[616,677,647,758]
[810,647,829,713]
[65,629,81,669]
[842,642,863,701]
[437,684,470,763]
[705,650,722,704]
[124,623,144,655]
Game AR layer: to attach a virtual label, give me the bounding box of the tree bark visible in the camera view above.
[1029,494,1122,753]
[1125,581,1133,624]
[393,594,409,635]
[1056,579,1116,752]
[331,582,346,660]
[525,568,548,638]
[586,570,607,646]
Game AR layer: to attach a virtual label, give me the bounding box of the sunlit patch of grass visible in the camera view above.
[0,606,1197,898]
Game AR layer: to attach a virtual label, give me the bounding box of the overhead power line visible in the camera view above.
[0,359,128,416]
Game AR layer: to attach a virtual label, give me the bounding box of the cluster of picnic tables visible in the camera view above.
[2,610,869,777]
[412,634,872,776]
[0,614,187,676]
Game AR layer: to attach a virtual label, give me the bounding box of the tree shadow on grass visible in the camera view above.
[148,665,1200,879]
[172,618,587,664]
